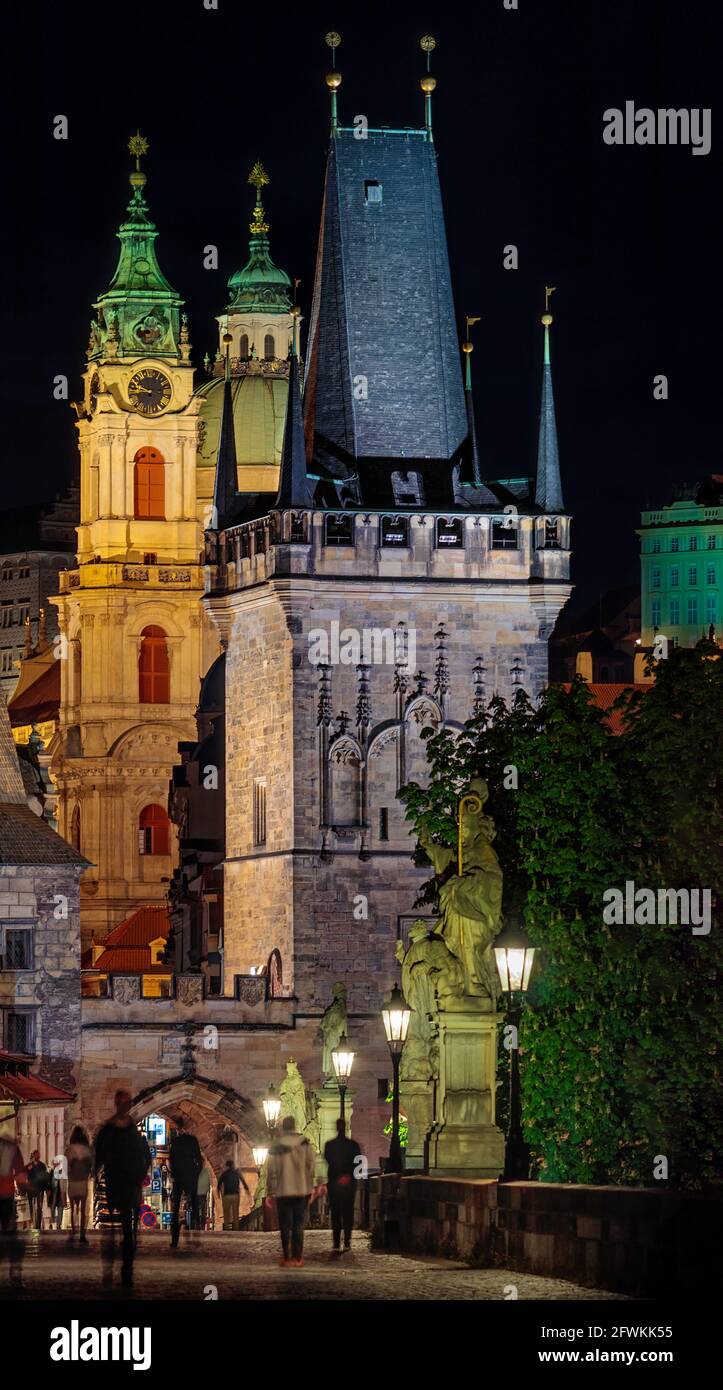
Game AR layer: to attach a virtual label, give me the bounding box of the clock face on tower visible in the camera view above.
[128,367,172,416]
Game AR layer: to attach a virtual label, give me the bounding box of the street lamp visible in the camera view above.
[252,1146,268,1168]
[494,915,536,1182]
[331,1034,355,1124]
[262,1084,281,1133]
[381,984,410,1174]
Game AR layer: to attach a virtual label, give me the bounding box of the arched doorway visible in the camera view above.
[127,1075,266,1231]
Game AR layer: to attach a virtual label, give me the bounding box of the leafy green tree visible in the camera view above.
[400,645,722,1188]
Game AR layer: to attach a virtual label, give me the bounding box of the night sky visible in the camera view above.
[2,0,720,611]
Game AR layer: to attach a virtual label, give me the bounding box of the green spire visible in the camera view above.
[226,163,291,314]
[87,133,184,363]
[535,290,564,514]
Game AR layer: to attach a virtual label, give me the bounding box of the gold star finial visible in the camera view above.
[128,131,148,171]
[248,162,270,235]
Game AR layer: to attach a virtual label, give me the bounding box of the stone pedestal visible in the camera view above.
[399,1078,435,1170]
[428,1001,504,1178]
[311,1082,354,1181]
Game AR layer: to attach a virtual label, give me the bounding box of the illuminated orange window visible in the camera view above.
[138,804,170,856]
[139,625,170,703]
[134,447,165,519]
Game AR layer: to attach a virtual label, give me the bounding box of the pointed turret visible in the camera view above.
[459,326,499,502]
[535,297,564,513]
[88,133,184,363]
[211,335,239,530]
[275,309,312,508]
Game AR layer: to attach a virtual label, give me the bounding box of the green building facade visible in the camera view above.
[639,477,723,647]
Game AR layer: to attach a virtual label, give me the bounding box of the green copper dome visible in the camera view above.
[227,234,292,314]
[88,135,183,362]
[226,161,292,314]
[195,372,290,470]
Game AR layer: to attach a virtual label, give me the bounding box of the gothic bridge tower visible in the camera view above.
[204,34,573,1113]
[52,135,218,946]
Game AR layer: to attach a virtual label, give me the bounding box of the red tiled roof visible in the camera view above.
[103,904,170,948]
[0,1052,74,1104]
[8,659,60,727]
[562,682,651,735]
[85,947,170,973]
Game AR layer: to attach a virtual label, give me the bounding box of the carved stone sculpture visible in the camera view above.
[319,980,347,1079]
[279,1058,307,1134]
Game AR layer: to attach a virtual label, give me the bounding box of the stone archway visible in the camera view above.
[129,1074,266,1230]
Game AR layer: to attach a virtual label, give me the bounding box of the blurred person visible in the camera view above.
[66,1126,92,1245]
[324,1117,362,1254]
[194,1163,211,1230]
[48,1163,67,1231]
[217,1159,249,1230]
[266,1116,316,1267]
[26,1150,50,1230]
[94,1090,151,1289]
[168,1117,202,1247]
[0,1127,28,1289]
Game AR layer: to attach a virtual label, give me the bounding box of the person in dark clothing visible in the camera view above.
[217,1159,250,1230]
[324,1118,362,1253]
[26,1152,50,1230]
[168,1117,203,1247]
[94,1090,151,1288]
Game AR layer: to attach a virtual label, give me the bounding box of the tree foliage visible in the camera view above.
[400,643,723,1187]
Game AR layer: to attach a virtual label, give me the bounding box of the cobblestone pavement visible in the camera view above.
[1,1229,630,1301]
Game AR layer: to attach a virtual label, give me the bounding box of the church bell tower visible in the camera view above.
[51,134,217,945]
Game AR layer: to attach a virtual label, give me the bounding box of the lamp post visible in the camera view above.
[252,1146,268,1169]
[262,1084,281,1134]
[381,984,411,1173]
[494,915,536,1182]
[331,1035,354,1124]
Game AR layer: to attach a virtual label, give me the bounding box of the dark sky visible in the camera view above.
[2,0,720,611]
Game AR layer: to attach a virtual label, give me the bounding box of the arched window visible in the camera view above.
[70,804,81,852]
[138,804,170,856]
[239,333,249,359]
[134,447,165,520]
[139,625,170,703]
[263,333,275,361]
[266,949,283,1000]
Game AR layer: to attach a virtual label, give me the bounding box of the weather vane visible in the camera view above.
[325,30,341,67]
[544,285,556,313]
[128,131,148,171]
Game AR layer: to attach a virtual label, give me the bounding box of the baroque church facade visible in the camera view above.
[31,65,572,1170]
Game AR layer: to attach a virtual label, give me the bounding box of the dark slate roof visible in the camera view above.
[535,325,564,513]
[304,131,467,472]
[275,352,313,507]
[0,802,88,866]
[212,371,240,531]
[0,693,26,804]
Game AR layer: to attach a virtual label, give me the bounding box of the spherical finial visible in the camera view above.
[462,341,473,355]
[420,35,436,53]
[291,304,301,318]
[541,313,553,327]
[325,30,341,50]
[129,170,147,190]
[420,76,437,94]
[325,71,342,90]
[222,332,233,345]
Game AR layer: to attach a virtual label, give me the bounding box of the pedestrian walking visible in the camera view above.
[217,1159,249,1230]
[26,1151,50,1230]
[266,1116,316,1267]
[0,1129,28,1287]
[48,1166,66,1231]
[168,1117,202,1247]
[323,1117,362,1253]
[66,1126,92,1245]
[94,1090,151,1288]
